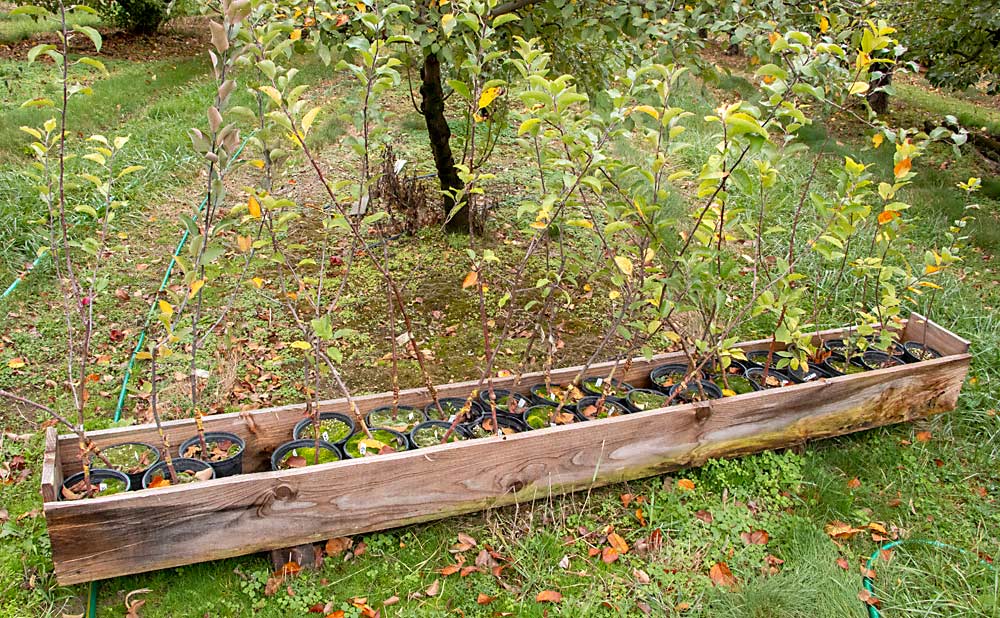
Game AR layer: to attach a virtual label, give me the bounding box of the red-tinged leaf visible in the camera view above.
[425,579,440,597]
[740,529,769,545]
[353,541,367,557]
[695,510,713,524]
[462,271,479,289]
[438,564,461,576]
[836,557,850,570]
[861,566,877,579]
[308,603,326,613]
[915,430,932,442]
[620,493,634,507]
[382,596,399,606]
[607,532,629,555]
[858,589,880,607]
[637,601,652,615]
[276,561,302,577]
[457,532,478,547]
[633,568,651,584]
[650,529,664,551]
[636,508,647,527]
[477,593,494,605]
[709,562,737,588]
[601,547,619,564]
[325,537,353,555]
[677,478,695,491]
[893,157,911,179]
[285,455,308,468]
[847,477,862,489]
[459,566,478,577]
[148,474,171,489]
[325,611,345,618]
[536,590,563,603]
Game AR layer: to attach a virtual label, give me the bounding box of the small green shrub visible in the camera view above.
[696,451,805,508]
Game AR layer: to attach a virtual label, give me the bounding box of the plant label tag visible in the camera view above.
[516,397,527,408]
[291,449,298,457]
[448,414,456,422]
[98,482,107,492]
[322,431,329,442]
[595,377,604,386]
[359,442,367,455]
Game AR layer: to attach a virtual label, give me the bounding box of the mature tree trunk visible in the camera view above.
[420,52,468,232]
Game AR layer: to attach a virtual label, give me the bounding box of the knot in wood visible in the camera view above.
[273,484,297,500]
[693,401,712,422]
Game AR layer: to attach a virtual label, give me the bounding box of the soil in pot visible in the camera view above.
[669,380,724,402]
[478,389,531,416]
[88,442,159,489]
[271,439,342,469]
[343,428,409,458]
[179,432,245,478]
[823,354,867,376]
[625,389,673,411]
[861,351,906,370]
[366,406,427,434]
[142,458,215,489]
[902,341,943,361]
[744,368,793,389]
[293,412,355,444]
[523,405,580,429]
[464,414,527,438]
[650,364,697,393]
[529,382,586,407]
[425,398,482,422]
[580,377,633,398]
[60,469,130,500]
[746,350,825,383]
[410,421,470,448]
[576,396,631,420]
[718,373,757,395]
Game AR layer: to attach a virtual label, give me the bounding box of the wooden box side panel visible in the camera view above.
[902,312,971,357]
[44,354,969,585]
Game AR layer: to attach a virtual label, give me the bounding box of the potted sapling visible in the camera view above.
[523,404,583,429]
[478,389,532,417]
[88,442,161,490]
[410,421,472,448]
[293,412,356,446]
[576,396,631,420]
[624,389,675,411]
[367,405,427,434]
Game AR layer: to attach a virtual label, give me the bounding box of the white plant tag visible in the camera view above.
[595,377,604,386]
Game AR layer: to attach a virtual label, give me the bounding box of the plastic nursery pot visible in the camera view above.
[59,468,130,501]
[424,398,483,423]
[270,439,342,470]
[745,350,827,383]
[463,414,528,438]
[522,404,583,430]
[861,350,906,371]
[343,427,410,459]
[743,368,793,390]
[293,412,356,445]
[624,388,674,412]
[902,341,943,362]
[142,457,215,489]
[179,431,246,478]
[649,364,697,394]
[88,441,159,490]
[668,380,724,403]
[821,353,867,377]
[409,421,472,448]
[576,396,631,420]
[706,361,758,396]
[529,382,587,407]
[580,376,634,400]
[478,389,532,417]
[365,406,427,434]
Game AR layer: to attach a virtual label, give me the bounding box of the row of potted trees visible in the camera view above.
[60,335,941,497]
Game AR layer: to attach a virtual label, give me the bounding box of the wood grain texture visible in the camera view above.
[902,312,970,357]
[40,427,61,503]
[44,351,970,584]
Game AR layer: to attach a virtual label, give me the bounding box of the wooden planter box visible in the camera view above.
[41,314,970,585]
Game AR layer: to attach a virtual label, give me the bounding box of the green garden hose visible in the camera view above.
[862,538,998,618]
[0,249,47,300]
[113,133,253,422]
[87,581,98,618]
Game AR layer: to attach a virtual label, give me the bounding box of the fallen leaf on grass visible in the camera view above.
[824,521,865,540]
[633,568,651,584]
[425,579,440,596]
[459,566,478,577]
[438,564,461,576]
[536,590,562,603]
[709,562,737,588]
[740,529,769,545]
[915,430,932,442]
[558,555,570,569]
[846,477,861,489]
[277,561,302,577]
[457,532,477,548]
[325,537,353,555]
[608,532,629,554]
[677,478,695,491]
[836,557,850,570]
[382,595,399,606]
[601,547,619,564]
[477,593,495,605]
[124,588,150,618]
[325,611,345,618]
[353,541,367,557]
[858,589,880,607]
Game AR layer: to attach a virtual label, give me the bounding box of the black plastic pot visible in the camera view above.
[293,412,356,445]
[424,398,483,423]
[343,427,410,459]
[668,380,724,402]
[522,404,584,430]
[821,353,868,377]
[743,367,793,389]
[271,438,342,469]
[902,341,942,362]
[528,383,586,408]
[462,413,528,438]
[142,457,215,489]
[861,350,906,371]
[649,364,697,394]
[580,376,634,399]
[178,431,246,478]
[576,396,631,420]
[624,388,675,412]
[59,468,131,501]
[478,389,532,416]
[746,350,828,383]
[89,441,160,490]
[365,406,427,433]
[409,420,472,448]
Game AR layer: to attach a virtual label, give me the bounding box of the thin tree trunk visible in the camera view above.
[420,52,467,232]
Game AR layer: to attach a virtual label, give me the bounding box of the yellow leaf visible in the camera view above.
[290,28,302,41]
[462,270,479,289]
[249,159,265,169]
[613,255,634,277]
[608,290,621,300]
[924,264,942,275]
[189,279,206,299]
[893,158,912,179]
[565,218,594,229]
[849,81,869,95]
[677,478,695,491]
[158,300,174,316]
[877,210,897,225]
[290,341,312,350]
[237,236,252,252]
[301,106,321,135]
[819,15,829,33]
[872,133,884,149]
[135,351,153,360]
[478,86,503,109]
[630,105,660,120]
[441,12,455,30]
[251,277,264,288]
[248,195,262,219]
[7,358,26,369]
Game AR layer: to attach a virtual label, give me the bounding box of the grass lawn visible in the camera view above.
[0,17,998,618]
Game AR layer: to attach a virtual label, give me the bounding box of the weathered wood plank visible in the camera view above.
[52,323,899,475]
[44,352,970,585]
[40,427,61,503]
[903,312,970,356]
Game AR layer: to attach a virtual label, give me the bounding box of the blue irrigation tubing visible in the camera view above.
[1,249,48,300]
[862,538,997,618]
[113,134,254,422]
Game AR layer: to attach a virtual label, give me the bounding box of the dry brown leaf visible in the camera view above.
[325,537,353,555]
[858,589,880,607]
[633,568,651,584]
[194,467,214,481]
[536,590,563,603]
[462,271,479,289]
[425,579,440,597]
[124,588,151,618]
[695,510,713,524]
[824,521,864,540]
[477,593,495,605]
[558,555,570,569]
[382,596,399,606]
[457,532,477,548]
[677,478,695,491]
[709,562,737,588]
[601,547,619,564]
[836,557,850,570]
[847,477,862,489]
[325,611,345,618]
[915,430,932,442]
[459,566,478,577]
[607,532,629,555]
[438,564,461,576]
[740,529,769,545]
[353,541,367,557]
[620,493,634,507]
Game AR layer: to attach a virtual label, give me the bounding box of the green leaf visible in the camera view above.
[311,316,334,340]
[78,57,108,76]
[75,205,99,218]
[73,25,102,52]
[27,44,56,64]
